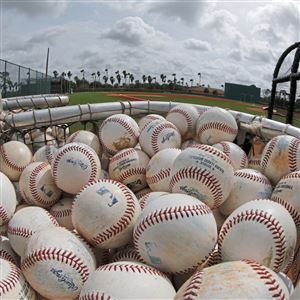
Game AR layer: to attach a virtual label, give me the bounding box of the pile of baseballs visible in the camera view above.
[0,104,299,299]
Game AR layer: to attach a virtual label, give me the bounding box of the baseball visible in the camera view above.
[109,148,150,192]
[134,187,152,200]
[111,246,142,263]
[19,162,62,208]
[32,144,57,165]
[0,141,32,181]
[138,114,165,130]
[260,135,300,185]
[0,258,36,299]
[139,119,182,157]
[196,107,238,145]
[21,227,96,300]
[32,133,57,153]
[271,171,300,230]
[8,206,59,257]
[67,130,102,156]
[138,191,169,210]
[169,145,234,209]
[12,181,24,205]
[218,199,297,272]
[213,141,248,170]
[133,193,217,273]
[72,179,141,249]
[49,197,74,230]
[0,236,19,265]
[181,139,199,150]
[99,114,140,156]
[146,148,181,192]
[247,136,266,172]
[51,142,101,194]
[175,260,289,299]
[166,104,200,140]
[79,261,176,299]
[219,168,272,216]
[0,172,17,225]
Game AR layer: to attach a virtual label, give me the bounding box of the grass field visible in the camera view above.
[69,91,300,127]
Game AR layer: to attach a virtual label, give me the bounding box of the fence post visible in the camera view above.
[3,60,7,97]
[18,66,21,96]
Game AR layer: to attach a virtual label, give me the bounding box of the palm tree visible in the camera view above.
[97,71,101,83]
[103,75,108,85]
[110,76,115,85]
[116,73,121,86]
[148,75,153,84]
[60,72,66,93]
[198,72,201,86]
[105,68,108,77]
[142,75,147,84]
[91,73,96,89]
[129,74,134,84]
[53,70,58,78]
[180,77,184,86]
[80,69,85,80]
[160,74,166,84]
[122,70,127,84]
[190,79,194,87]
[67,71,72,93]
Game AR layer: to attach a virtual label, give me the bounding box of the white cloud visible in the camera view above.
[2,0,68,17]
[100,16,170,49]
[28,26,67,44]
[184,39,211,51]
[227,50,243,61]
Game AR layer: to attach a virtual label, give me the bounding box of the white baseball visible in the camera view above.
[67,130,102,156]
[32,144,57,165]
[271,171,300,230]
[21,227,96,300]
[19,162,62,208]
[166,104,200,140]
[138,191,169,210]
[0,259,36,299]
[79,261,176,299]
[12,181,24,205]
[260,135,300,185]
[134,187,152,200]
[218,199,297,272]
[49,197,74,230]
[0,236,19,265]
[196,107,238,145]
[72,179,141,249]
[133,193,217,273]
[146,148,181,192]
[181,139,199,150]
[51,142,101,194]
[169,145,234,209]
[175,260,289,299]
[138,114,165,130]
[213,141,248,170]
[212,208,226,233]
[109,148,150,192]
[8,206,59,257]
[0,172,17,225]
[139,119,181,157]
[99,114,140,156]
[219,168,272,216]
[0,141,32,181]
[111,246,142,263]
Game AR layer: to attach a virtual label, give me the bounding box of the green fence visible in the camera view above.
[0,59,52,98]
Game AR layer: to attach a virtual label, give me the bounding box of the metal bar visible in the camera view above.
[273,72,300,84]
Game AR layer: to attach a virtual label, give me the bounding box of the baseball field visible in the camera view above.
[69,91,300,127]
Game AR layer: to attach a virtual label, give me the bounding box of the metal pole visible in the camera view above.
[45,48,49,79]
[3,60,7,98]
[18,66,20,96]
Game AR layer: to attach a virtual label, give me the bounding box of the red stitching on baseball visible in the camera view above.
[151,123,179,154]
[241,152,248,168]
[147,168,171,185]
[118,167,146,183]
[75,179,136,247]
[234,170,271,185]
[271,196,300,228]
[168,107,193,136]
[0,250,16,264]
[133,204,213,273]
[140,115,164,132]
[52,144,98,186]
[45,145,55,163]
[169,167,223,209]
[139,194,151,210]
[0,207,9,224]
[288,138,299,171]
[7,226,33,238]
[197,122,237,139]
[243,259,286,299]
[218,210,286,272]
[111,248,142,263]
[68,131,80,143]
[21,248,90,282]
[80,292,113,300]
[50,208,72,219]
[261,137,278,171]
[0,145,26,172]
[0,261,21,296]
[249,158,261,166]
[181,270,204,299]
[110,148,136,165]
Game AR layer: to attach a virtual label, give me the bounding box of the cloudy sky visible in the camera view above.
[1,0,299,89]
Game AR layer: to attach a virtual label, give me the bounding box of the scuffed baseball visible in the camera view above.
[196,107,238,145]
[0,172,17,225]
[138,191,169,210]
[111,246,142,263]
[32,144,57,165]
[0,236,19,265]
[19,162,62,208]
[138,114,165,130]
[260,135,300,185]
[51,142,101,194]
[0,141,32,181]
[218,199,297,272]
[146,148,181,192]
[219,168,272,216]
[175,260,289,299]
[99,114,140,155]
[134,193,217,273]
[49,197,74,230]
[181,139,199,150]
[109,148,150,192]
[72,179,141,249]
[139,119,181,157]
[79,261,176,299]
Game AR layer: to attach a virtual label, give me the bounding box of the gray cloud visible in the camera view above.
[3,0,68,17]
[28,26,66,44]
[228,50,243,61]
[184,39,211,51]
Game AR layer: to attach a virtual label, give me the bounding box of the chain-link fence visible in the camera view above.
[0,59,52,98]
